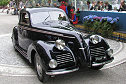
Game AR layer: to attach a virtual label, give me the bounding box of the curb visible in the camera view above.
[113,42,123,56]
[0,64,36,77]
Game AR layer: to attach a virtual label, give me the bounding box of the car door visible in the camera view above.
[18,12,32,51]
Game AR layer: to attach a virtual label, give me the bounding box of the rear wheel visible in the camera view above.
[34,53,49,82]
[12,33,18,51]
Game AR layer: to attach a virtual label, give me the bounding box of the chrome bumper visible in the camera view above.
[46,68,79,75]
[92,57,114,67]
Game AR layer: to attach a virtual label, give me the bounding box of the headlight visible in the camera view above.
[107,49,113,56]
[49,59,58,68]
[90,35,100,44]
[55,39,65,50]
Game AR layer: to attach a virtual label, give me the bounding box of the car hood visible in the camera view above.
[32,23,81,39]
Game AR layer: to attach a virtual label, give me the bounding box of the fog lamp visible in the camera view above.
[49,59,58,68]
[107,49,113,56]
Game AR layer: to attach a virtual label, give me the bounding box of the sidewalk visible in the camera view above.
[0,9,8,13]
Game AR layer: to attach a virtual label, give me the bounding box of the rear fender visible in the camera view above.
[12,26,18,41]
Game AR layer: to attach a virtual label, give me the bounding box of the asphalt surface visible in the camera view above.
[0,12,126,84]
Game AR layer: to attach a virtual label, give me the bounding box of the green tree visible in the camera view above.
[0,0,10,7]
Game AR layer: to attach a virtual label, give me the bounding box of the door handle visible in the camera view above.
[22,30,27,37]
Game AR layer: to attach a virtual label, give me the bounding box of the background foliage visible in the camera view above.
[0,0,10,6]
[83,15,119,37]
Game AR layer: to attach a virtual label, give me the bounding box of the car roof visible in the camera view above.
[21,7,65,14]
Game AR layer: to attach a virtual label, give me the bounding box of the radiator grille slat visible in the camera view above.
[90,47,106,57]
[56,53,75,67]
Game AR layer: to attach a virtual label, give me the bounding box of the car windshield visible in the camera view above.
[31,11,68,25]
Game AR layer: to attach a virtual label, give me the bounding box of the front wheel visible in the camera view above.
[34,53,49,82]
[90,65,104,70]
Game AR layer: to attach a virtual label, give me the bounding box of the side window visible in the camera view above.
[20,12,30,26]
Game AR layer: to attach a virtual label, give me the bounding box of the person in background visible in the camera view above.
[13,2,18,15]
[82,6,84,11]
[99,1,104,11]
[119,0,126,11]
[76,8,80,23]
[95,1,100,10]
[90,1,96,10]
[48,0,51,6]
[71,3,75,11]
[9,0,14,7]
[65,2,71,18]
[7,0,13,14]
[36,3,41,7]
[19,0,24,10]
[53,3,58,8]
[104,1,112,11]
[59,1,67,13]
[24,0,33,8]
[87,0,91,10]
[70,9,78,24]
[65,2,68,15]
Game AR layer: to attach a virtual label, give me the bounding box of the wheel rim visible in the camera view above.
[36,55,43,77]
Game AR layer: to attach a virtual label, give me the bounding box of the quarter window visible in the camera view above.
[20,12,30,26]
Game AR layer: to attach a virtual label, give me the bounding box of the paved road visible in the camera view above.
[0,64,126,84]
[0,13,18,35]
[0,13,126,84]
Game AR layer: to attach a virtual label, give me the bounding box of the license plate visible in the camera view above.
[95,57,103,60]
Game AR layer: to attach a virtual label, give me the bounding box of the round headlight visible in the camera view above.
[107,49,113,56]
[55,39,65,50]
[49,59,58,68]
[90,35,100,44]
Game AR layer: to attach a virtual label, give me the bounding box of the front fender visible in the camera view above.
[27,40,76,71]
[27,40,54,71]
[82,35,110,64]
[84,35,110,49]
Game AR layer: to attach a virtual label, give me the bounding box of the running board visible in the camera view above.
[15,45,27,57]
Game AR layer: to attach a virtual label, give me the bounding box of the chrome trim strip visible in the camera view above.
[92,58,114,66]
[79,48,85,50]
[46,68,79,75]
[20,26,75,39]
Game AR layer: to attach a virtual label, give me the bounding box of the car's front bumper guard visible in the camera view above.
[46,68,79,75]
[92,57,114,67]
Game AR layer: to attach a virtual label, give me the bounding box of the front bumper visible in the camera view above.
[46,67,79,75]
[92,57,114,67]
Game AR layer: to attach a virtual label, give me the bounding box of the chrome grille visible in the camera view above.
[90,47,106,57]
[56,53,75,66]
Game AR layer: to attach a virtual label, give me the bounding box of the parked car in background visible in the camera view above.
[12,7,114,82]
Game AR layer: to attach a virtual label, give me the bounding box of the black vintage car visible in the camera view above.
[12,7,114,82]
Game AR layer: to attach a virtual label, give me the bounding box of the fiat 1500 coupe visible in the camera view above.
[12,7,114,82]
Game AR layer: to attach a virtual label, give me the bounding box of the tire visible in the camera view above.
[90,65,104,70]
[12,33,18,51]
[34,53,49,82]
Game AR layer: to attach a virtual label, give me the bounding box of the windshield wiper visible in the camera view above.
[43,15,50,25]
